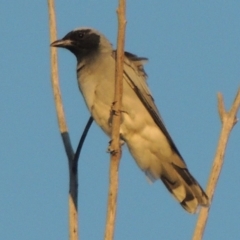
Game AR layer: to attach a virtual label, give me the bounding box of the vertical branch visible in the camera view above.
[104,1,127,240]
[192,88,240,240]
[47,1,78,239]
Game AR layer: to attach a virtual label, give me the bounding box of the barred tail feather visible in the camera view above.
[160,163,209,213]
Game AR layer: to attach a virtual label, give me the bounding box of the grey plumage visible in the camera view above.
[51,27,209,213]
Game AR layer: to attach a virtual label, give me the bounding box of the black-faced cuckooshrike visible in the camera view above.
[51,28,209,213]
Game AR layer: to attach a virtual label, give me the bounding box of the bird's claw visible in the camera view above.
[107,139,119,155]
[107,146,118,155]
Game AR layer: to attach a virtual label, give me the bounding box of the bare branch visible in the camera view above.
[104,1,127,240]
[192,87,240,240]
[47,1,78,239]
[217,93,225,123]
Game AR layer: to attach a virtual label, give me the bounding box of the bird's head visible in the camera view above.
[50,28,112,59]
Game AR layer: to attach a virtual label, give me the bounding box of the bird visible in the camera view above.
[51,27,209,213]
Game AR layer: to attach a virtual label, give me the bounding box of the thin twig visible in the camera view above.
[47,1,78,239]
[192,88,240,240]
[104,1,127,240]
[73,116,94,171]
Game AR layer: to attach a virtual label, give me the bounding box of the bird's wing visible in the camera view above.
[113,50,184,161]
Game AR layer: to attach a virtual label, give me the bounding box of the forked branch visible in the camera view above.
[192,88,240,240]
[47,1,78,239]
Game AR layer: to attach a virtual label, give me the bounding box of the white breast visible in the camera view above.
[77,55,115,135]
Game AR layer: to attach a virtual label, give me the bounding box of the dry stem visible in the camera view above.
[47,1,78,239]
[192,88,240,240]
[104,1,127,240]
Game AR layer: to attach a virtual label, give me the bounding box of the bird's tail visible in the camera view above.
[160,162,209,213]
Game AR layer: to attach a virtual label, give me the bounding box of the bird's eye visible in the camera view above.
[78,31,85,39]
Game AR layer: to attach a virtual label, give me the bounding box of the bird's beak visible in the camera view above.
[50,39,72,48]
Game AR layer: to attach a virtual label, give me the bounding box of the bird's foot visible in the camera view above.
[107,139,113,153]
[107,144,118,155]
[106,139,124,155]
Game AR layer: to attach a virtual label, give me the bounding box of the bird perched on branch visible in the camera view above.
[51,27,209,213]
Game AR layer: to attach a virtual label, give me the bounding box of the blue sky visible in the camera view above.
[1,1,239,240]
